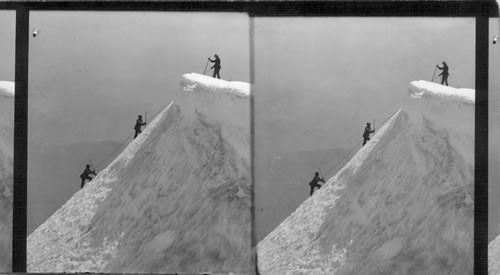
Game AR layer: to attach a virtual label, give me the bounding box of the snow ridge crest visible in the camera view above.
[408,80,474,105]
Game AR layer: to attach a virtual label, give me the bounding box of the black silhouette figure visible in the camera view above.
[80,164,96,189]
[134,115,147,139]
[309,172,325,196]
[436,61,449,86]
[362,122,375,146]
[208,54,221,79]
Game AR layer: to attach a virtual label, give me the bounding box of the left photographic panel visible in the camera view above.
[27,11,252,273]
[0,10,15,272]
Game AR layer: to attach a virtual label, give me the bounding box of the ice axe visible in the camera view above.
[318,168,325,180]
[203,58,210,75]
[431,66,437,82]
[89,160,96,173]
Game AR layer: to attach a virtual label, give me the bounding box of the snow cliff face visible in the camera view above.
[257,80,474,274]
[27,73,252,273]
[0,81,13,272]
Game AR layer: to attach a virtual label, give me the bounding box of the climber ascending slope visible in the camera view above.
[134,114,147,139]
[309,172,325,196]
[362,122,375,146]
[28,73,252,273]
[80,164,96,189]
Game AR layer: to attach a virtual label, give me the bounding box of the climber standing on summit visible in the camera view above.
[309,172,325,196]
[134,114,147,139]
[362,122,375,146]
[208,54,221,79]
[436,61,449,86]
[80,164,96,189]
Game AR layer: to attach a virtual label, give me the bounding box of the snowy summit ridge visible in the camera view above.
[409,80,474,105]
[0,81,14,98]
[182,73,250,97]
[258,81,474,274]
[28,73,252,273]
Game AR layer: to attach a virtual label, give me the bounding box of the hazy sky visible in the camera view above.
[28,11,250,151]
[254,17,475,154]
[253,17,476,241]
[0,11,15,82]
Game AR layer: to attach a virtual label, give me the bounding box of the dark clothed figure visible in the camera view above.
[309,172,325,196]
[362,123,375,146]
[436,62,449,86]
[80,164,96,188]
[134,115,147,139]
[208,54,221,79]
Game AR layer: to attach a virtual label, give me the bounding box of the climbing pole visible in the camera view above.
[431,66,437,82]
[203,58,210,75]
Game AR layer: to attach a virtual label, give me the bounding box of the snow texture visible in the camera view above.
[409,80,474,105]
[0,82,13,271]
[490,235,500,275]
[258,80,474,274]
[28,73,252,273]
[0,81,14,98]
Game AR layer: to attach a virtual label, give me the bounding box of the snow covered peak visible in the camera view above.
[409,80,474,105]
[181,73,250,97]
[177,73,250,160]
[0,81,14,98]
[406,80,474,169]
[258,80,474,274]
[28,74,252,273]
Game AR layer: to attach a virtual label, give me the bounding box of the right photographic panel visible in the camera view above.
[489,16,500,274]
[253,17,475,274]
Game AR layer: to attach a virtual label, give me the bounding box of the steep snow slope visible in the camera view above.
[0,81,13,272]
[27,73,252,273]
[258,80,474,274]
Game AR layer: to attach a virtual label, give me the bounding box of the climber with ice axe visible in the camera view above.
[362,121,375,147]
[208,54,221,79]
[308,171,325,196]
[436,61,449,86]
[134,114,147,139]
[80,163,97,189]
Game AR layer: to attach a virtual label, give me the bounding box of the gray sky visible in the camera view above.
[27,11,250,232]
[254,17,475,153]
[253,17,475,242]
[0,11,15,82]
[28,11,250,151]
